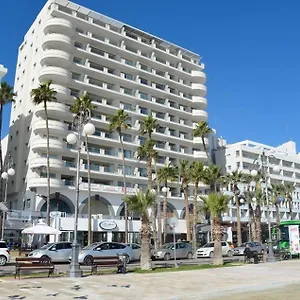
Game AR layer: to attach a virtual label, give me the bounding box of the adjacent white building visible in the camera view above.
[0,64,7,81]
[215,140,300,242]
[6,0,208,244]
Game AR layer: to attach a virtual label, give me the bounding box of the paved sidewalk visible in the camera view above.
[0,260,300,299]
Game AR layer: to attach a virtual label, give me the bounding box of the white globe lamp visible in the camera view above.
[162,186,168,193]
[250,169,258,178]
[273,165,280,173]
[240,198,245,204]
[151,188,156,195]
[67,133,77,145]
[1,172,8,180]
[83,123,95,135]
[7,168,15,176]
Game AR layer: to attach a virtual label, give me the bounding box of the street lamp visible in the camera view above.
[66,108,95,278]
[168,217,178,268]
[251,151,280,262]
[161,186,169,244]
[1,154,15,241]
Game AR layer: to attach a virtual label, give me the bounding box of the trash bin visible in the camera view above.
[117,253,127,274]
[253,252,259,264]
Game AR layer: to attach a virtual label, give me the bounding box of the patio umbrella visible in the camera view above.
[22,220,61,235]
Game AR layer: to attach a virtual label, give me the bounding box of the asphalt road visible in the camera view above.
[0,257,242,276]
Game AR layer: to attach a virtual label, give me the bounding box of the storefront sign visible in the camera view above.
[99,220,117,230]
[6,210,31,221]
[289,225,300,255]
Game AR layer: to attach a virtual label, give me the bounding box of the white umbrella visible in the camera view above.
[22,220,61,235]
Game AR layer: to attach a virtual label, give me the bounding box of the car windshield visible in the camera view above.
[203,243,214,248]
[40,243,54,250]
[161,243,174,249]
[83,243,100,250]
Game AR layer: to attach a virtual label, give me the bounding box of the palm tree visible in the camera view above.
[271,183,285,228]
[0,82,16,174]
[192,121,212,163]
[125,189,156,270]
[190,161,205,256]
[71,91,95,245]
[284,182,295,220]
[177,160,192,241]
[157,163,177,243]
[201,192,230,265]
[139,115,158,139]
[109,109,131,243]
[136,139,158,248]
[31,81,57,225]
[203,164,223,192]
[225,170,246,246]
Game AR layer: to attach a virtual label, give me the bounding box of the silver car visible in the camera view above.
[28,242,72,262]
[233,242,267,256]
[76,242,133,265]
[152,242,193,261]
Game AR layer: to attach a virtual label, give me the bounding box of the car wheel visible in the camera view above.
[84,255,93,266]
[187,252,193,259]
[209,251,214,258]
[125,255,130,264]
[0,255,7,266]
[227,250,232,257]
[40,255,50,263]
[164,253,171,261]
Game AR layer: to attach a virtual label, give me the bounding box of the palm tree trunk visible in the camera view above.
[146,156,157,251]
[154,159,162,248]
[249,205,256,241]
[202,137,211,164]
[235,195,242,246]
[86,135,92,245]
[119,135,128,243]
[275,203,280,240]
[184,187,191,241]
[192,181,199,257]
[255,206,262,243]
[0,104,3,235]
[140,214,152,270]
[163,182,168,244]
[288,197,293,220]
[212,217,223,265]
[44,101,51,226]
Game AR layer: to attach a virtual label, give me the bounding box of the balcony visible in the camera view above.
[31,136,65,152]
[50,84,70,101]
[39,66,70,84]
[191,70,206,83]
[32,120,68,135]
[43,18,74,35]
[42,33,73,52]
[191,83,207,96]
[193,137,209,145]
[40,49,72,68]
[192,96,207,109]
[193,150,207,161]
[29,157,64,170]
[28,178,63,189]
[35,102,71,119]
[192,110,208,121]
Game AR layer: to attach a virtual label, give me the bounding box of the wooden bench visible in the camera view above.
[89,256,125,275]
[244,251,264,264]
[15,257,55,279]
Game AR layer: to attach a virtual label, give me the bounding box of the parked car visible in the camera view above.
[0,241,10,266]
[124,243,141,261]
[196,241,233,258]
[152,242,193,261]
[233,242,267,256]
[28,242,72,262]
[75,242,133,265]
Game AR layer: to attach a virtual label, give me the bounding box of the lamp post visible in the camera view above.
[251,151,280,262]
[162,186,169,244]
[168,217,178,268]
[66,109,95,278]
[1,154,15,241]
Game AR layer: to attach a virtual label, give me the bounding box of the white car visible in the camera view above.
[124,243,141,261]
[0,241,11,266]
[197,242,233,258]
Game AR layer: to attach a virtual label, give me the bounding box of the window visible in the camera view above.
[140,107,148,115]
[123,73,133,80]
[74,41,84,49]
[75,27,84,34]
[140,64,148,71]
[73,57,84,64]
[71,73,81,80]
[110,243,125,250]
[140,78,148,85]
[123,87,133,95]
[140,92,148,100]
[124,58,135,66]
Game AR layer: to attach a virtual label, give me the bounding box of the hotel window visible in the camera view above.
[123,87,133,95]
[75,27,84,34]
[74,41,84,49]
[123,58,135,67]
[123,73,133,80]
[140,78,148,85]
[140,107,148,115]
[140,64,148,71]
[71,73,81,81]
[73,57,84,64]
[140,92,148,100]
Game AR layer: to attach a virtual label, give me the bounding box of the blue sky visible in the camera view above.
[1,0,299,148]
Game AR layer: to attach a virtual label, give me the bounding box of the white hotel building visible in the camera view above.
[215,140,300,242]
[5,0,208,244]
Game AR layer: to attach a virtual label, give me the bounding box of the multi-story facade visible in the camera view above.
[215,140,300,243]
[0,64,7,81]
[6,0,208,244]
